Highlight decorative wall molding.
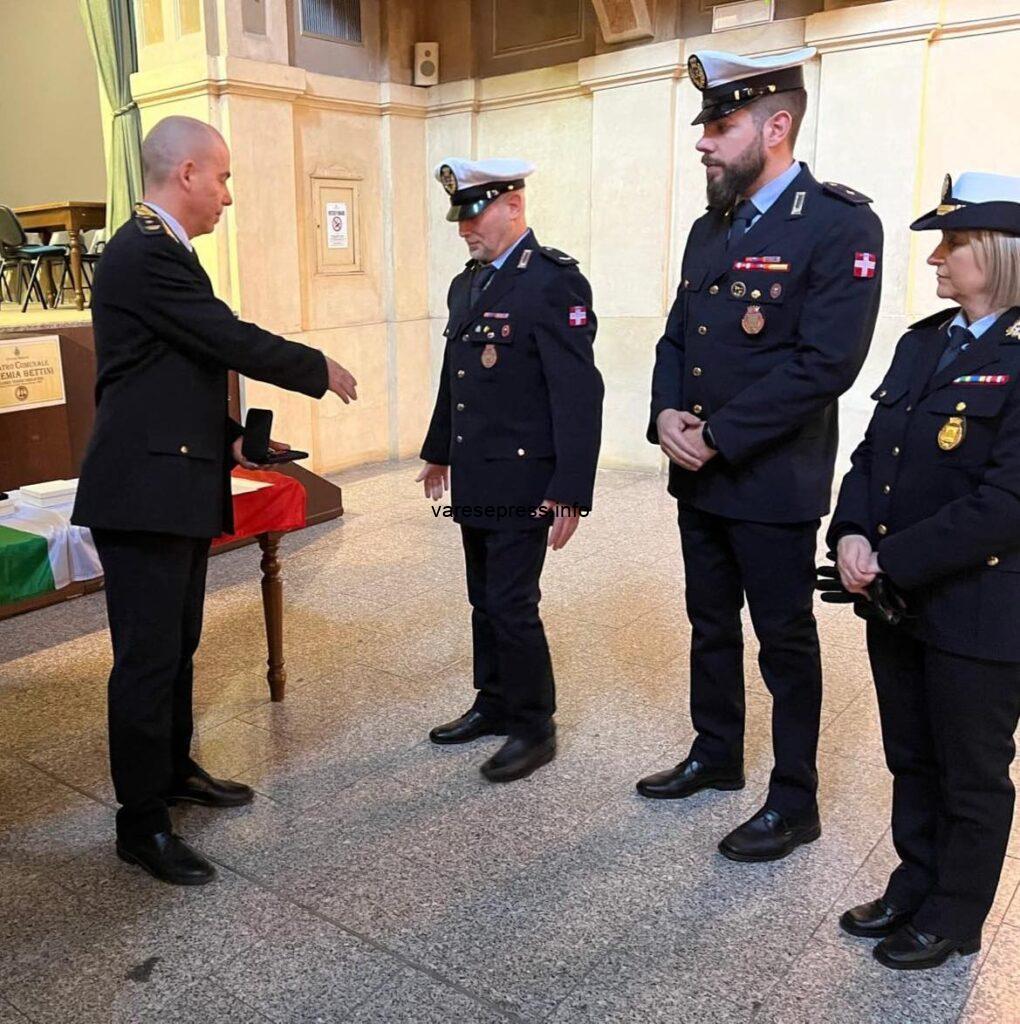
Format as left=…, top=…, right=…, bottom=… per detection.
left=131, top=57, right=429, bottom=118
left=808, top=7, right=1020, bottom=53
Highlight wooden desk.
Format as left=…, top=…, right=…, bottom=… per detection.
left=15, top=202, right=107, bottom=312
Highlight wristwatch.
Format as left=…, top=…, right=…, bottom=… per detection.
left=703, top=423, right=718, bottom=451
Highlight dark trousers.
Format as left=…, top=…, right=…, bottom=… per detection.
left=461, top=524, right=555, bottom=739
left=92, top=529, right=211, bottom=838
left=678, top=504, right=822, bottom=818
left=867, top=619, right=1020, bottom=941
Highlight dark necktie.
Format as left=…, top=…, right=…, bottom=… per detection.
left=727, top=199, right=759, bottom=249
left=469, top=263, right=496, bottom=307
left=936, top=324, right=974, bottom=374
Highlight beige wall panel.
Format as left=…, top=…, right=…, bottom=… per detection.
left=426, top=111, right=475, bottom=318
left=387, top=116, right=430, bottom=322
left=394, top=319, right=435, bottom=458
left=909, top=27, right=1020, bottom=316
left=476, top=93, right=593, bottom=262
left=669, top=69, right=709, bottom=288
left=0, top=0, right=106, bottom=208
left=594, top=317, right=664, bottom=470
left=298, top=323, right=391, bottom=472
left=589, top=78, right=676, bottom=318
left=813, top=40, right=930, bottom=469
left=227, top=96, right=303, bottom=333
left=815, top=41, right=925, bottom=321
left=294, top=105, right=385, bottom=329
left=222, top=0, right=290, bottom=63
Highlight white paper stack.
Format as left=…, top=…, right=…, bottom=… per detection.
left=0, top=493, right=16, bottom=519
left=19, top=479, right=79, bottom=508
left=231, top=477, right=271, bottom=496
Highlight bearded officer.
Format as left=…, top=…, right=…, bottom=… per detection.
left=417, top=158, right=604, bottom=783
left=639, top=48, right=884, bottom=861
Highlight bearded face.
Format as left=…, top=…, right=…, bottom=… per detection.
left=704, top=132, right=766, bottom=210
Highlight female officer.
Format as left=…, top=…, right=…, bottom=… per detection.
left=828, top=172, right=1020, bottom=970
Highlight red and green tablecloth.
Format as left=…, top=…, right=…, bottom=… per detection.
left=1, top=468, right=307, bottom=606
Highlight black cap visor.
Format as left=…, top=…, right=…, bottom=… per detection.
left=445, top=179, right=526, bottom=223
left=910, top=201, right=1020, bottom=234
left=692, top=66, right=805, bottom=126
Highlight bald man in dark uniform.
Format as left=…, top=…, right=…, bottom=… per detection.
left=73, top=117, right=358, bottom=885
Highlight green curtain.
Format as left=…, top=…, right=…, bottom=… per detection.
left=79, top=0, right=143, bottom=233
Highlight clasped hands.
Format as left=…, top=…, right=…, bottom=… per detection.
left=656, top=409, right=717, bottom=472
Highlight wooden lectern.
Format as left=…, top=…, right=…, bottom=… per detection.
left=0, top=326, right=97, bottom=493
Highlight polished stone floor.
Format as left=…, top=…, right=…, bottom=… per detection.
left=1, top=460, right=1018, bottom=1024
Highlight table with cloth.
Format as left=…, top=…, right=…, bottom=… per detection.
left=0, top=468, right=311, bottom=700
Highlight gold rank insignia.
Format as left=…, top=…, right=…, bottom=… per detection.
left=741, top=305, right=765, bottom=335
left=1006, top=318, right=1020, bottom=340
left=688, top=55, right=708, bottom=91
left=439, top=164, right=457, bottom=195
left=938, top=415, right=966, bottom=450
left=481, top=344, right=498, bottom=368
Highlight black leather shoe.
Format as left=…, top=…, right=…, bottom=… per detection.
left=116, top=832, right=216, bottom=886
left=480, top=735, right=556, bottom=783
left=429, top=709, right=505, bottom=746
left=167, top=765, right=254, bottom=808
left=718, top=806, right=821, bottom=862
left=874, top=923, right=980, bottom=970
left=839, top=898, right=913, bottom=939
left=636, top=758, right=745, bottom=800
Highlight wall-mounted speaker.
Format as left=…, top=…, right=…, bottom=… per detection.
left=414, top=42, right=439, bottom=86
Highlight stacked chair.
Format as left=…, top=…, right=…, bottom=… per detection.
left=0, top=206, right=71, bottom=312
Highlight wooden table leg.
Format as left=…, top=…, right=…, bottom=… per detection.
left=258, top=533, right=287, bottom=701
left=37, top=228, right=58, bottom=307
left=68, top=227, right=85, bottom=310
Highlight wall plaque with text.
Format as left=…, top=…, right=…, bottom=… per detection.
left=0, top=336, right=66, bottom=415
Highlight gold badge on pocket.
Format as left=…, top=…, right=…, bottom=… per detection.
left=741, top=305, right=765, bottom=335
left=481, top=344, right=498, bottom=368
left=938, top=415, right=966, bottom=450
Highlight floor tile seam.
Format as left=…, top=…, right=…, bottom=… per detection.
left=1, top=754, right=114, bottom=815
left=808, top=822, right=896, bottom=951
left=538, top=940, right=751, bottom=1023
left=949, top=919, right=1007, bottom=1024
left=0, top=989, right=37, bottom=1024
left=199, top=854, right=530, bottom=1023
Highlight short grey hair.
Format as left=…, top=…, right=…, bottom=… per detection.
left=141, top=116, right=224, bottom=187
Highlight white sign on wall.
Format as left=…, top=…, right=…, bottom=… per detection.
left=326, top=202, right=349, bottom=249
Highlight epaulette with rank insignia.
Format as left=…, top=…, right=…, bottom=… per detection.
left=821, top=181, right=873, bottom=205
left=133, top=203, right=179, bottom=242
left=909, top=308, right=957, bottom=331
left=538, top=246, right=578, bottom=266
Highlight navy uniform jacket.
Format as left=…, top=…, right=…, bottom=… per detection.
left=648, top=164, right=883, bottom=523
left=421, top=230, right=604, bottom=530
left=72, top=209, right=328, bottom=539
left=829, top=306, right=1020, bottom=662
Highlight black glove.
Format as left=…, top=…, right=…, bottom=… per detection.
left=866, top=574, right=910, bottom=627
left=815, top=565, right=911, bottom=625
left=815, top=565, right=856, bottom=604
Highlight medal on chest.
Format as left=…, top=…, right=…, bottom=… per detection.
left=481, top=344, right=498, bottom=368
left=937, top=416, right=966, bottom=451
left=741, top=304, right=765, bottom=336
